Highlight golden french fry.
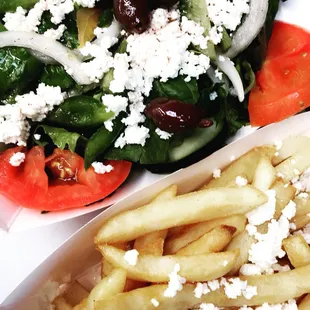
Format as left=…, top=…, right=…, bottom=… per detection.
left=293, top=214, right=310, bottom=230
left=176, top=225, right=236, bottom=256
left=226, top=231, right=255, bottom=275
left=275, top=144, right=310, bottom=183
left=98, top=244, right=239, bottom=282
left=95, top=186, right=266, bottom=244
left=96, top=265, right=310, bottom=309
left=252, top=155, right=276, bottom=191
left=54, top=297, right=73, bottom=310
left=153, top=184, right=178, bottom=202
left=272, top=179, right=296, bottom=220
left=203, top=146, right=275, bottom=189
left=283, top=235, right=310, bottom=268
left=295, top=196, right=310, bottom=217
left=272, top=136, right=310, bottom=165
left=62, top=281, right=89, bottom=307
left=299, top=293, right=310, bottom=310
left=84, top=268, right=127, bottom=310
left=133, top=185, right=177, bottom=256
left=164, top=214, right=246, bottom=255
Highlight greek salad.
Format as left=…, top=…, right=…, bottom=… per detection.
left=0, top=0, right=280, bottom=210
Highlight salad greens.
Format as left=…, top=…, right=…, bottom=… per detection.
left=0, top=0, right=280, bottom=173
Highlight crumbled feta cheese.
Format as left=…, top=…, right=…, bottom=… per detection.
left=272, top=263, right=290, bottom=273
left=246, top=224, right=257, bottom=236
left=102, top=94, right=128, bottom=118
left=200, top=303, right=220, bottom=310
left=151, top=298, right=159, bottom=307
left=206, top=0, right=250, bottom=31
left=124, top=249, right=139, bottom=266
left=207, top=280, right=220, bottom=291
left=219, top=55, right=226, bottom=62
left=9, top=152, right=26, bottom=167
left=209, top=91, right=218, bottom=101
left=0, top=105, right=30, bottom=146
left=214, top=69, right=223, bottom=80
left=239, top=306, right=254, bottom=310
left=256, top=299, right=297, bottom=310
left=48, top=0, right=75, bottom=24
left=91, top=162, right=114, bottom=174
left=294, top=224, right=310, bottom=244
left=104, top=120, right=114, bottom=132
left=208, top=26, right=223, bottom=45
left=292, top=168, right=310, bottom=192
left=155, top=128, right=172, bottom=140
left=164, top=264, right=186, bottom=298
left=274, top=140, right=283, bottom=150
left=34, top=134, right=41, bottom=140
left=289, top=223, right=296, bottom=231
left=274, top=152, right=279, bottom=157
left=194, top=282, right=210, bottom=298
left=16, top=83, right=65, bottom=122
left=74, top=0, right=98, bottom=8
left=235, top=176, right=248, bottom=186
left=246, top=190, right=276, bottom=226
left=297, top=192, right=309, bottom=199
left=115, top=125, right=150, bottom=148
left=240, top=264, right=261, bottom=276
left=213, top=169, right=221, bottom=179
left=281, top=200, right=296, bottom=220
left=44, top=24, right=66, bottom=40
left=222, top=278, right=257, bottom=300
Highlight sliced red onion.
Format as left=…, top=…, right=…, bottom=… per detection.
left=216, top=55, right=244, bottom=102
left=224, top=0, right=269, bottom=59
left=0, top=31, right=92, bottom=85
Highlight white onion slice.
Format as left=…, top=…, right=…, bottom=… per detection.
left=216, top=55, right=245, bottom=102
left=224, top=0, right=269, bottom=59
left=0, top=31, right=92, bottom=85
left=28, top=50, right=57, bottom=64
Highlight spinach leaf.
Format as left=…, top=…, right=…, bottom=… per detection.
left=47, top=95, right=113, bottom=128
left=150, top=76, right=199, bottom=105
left=34, top=125, right=81, bottom=152
left=0, top=47, right=43, bottom=98
left=38, top=12, right=79, bottom=49
left=0, top=0, right=38, bottom=12
left=105, top=144, right=143, bottom=162
left=0, top=23, right=6, bottom=32
left=84, top=117, right=124, bottom=168
left=40, top=65, right=75, bottom=90
left=98, top=8, right=114, bottom=28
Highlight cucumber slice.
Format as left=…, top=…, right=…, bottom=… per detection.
left=179, top=0, right=216, bottom=60
left=168, top=119, right=223, bottom=162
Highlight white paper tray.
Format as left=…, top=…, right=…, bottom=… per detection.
left=2, top=111, right=310, bottom=309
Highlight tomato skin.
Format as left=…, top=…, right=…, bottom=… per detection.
left=0, top=147, right=132, bottom=211
left=249, top=21, right=310, bottom=126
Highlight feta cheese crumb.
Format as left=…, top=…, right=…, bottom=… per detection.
left=151, top=298, right=159, bottom=307
left=219, top=55, right=226, bottom=62
left=209, top=91, right=218, bottom=101
left=297, top=192, right=309, bottom=199
left=9, top=152, right=25, bottom=167
left=240, top=264, right=261, bottom=276
left=207, top=280, right=220, bottom=291
left=124, top=249, right=139, bottom=266
left=34, top=134, right=41, bottom=140
left=213, top=169, right=221, bottom=179
left=155, top=128, right=172, bottom=140
left=194, top=282, right=210, bottom=298
left=222, top=278, right=257, bottom=300
left=215, top=69, right=223, bottom=80
left=294, top=224, right=310, bottom=244
left=281, top=200, right=296, bottom=220
left=292, top=168, right=310, bottom=192
left=246, top=224, right=257, bottom=236
left=200, top=303, right=220, bottom=310
left=102, top=94, right=128, bottom=118
left=74, top=0, right=98, bottom=8
left=256, top=299, right=297, bottom=310
left=246, top=190, right=276, bottom=226
left=274, top=140, right=283, bottom=150
left=235, top=176, right=248, bottom=186
left=43, top=24, right=66, bottom=40
left=91, top=162, right=114, bottom=174
left=164, top=264, right=186, bottom=298
left=115, top=125, right=150, bottom=148
left=272, top=263, right=290, bottom=273
left=274, top=152, right=279, bottom=157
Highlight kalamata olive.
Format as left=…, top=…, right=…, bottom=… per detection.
left=145, top=97, right=207, bottom=133
left=113, top=0, right=150, bottom=34
left=150, top=0, right=179, bottom=9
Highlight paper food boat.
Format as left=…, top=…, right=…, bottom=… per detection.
left=2, top=111, right=310, bottom=309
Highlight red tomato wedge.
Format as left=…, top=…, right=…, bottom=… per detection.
left=249, top=21, right=310, bottom=126
left=0, top=146, right=132, bottom=211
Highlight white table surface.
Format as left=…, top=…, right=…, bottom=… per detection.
left=0, top=0, right=305, bottom=306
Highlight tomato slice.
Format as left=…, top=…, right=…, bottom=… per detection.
left=249, top=22, right=310, bottom=126
left=0, top=147, right=132, bottom=211
left=267, top=22, right=310, bottom=60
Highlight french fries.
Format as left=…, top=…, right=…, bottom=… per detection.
left=283, top=235, right=310, bottom=268
left=99, top=244, right=239, bottom=282
left=299, top=293, right=310, bottom=310
left=176, top=225, right=236, bottom=256
left=53, top=136, right=310, bottom=309
left=95, top=265, right=310, bottom=309
left=95, top=187, right=267, bottom=244
left=203, top=146, right=275, bottom=189
left=164, top=214, right=246, bottom=255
